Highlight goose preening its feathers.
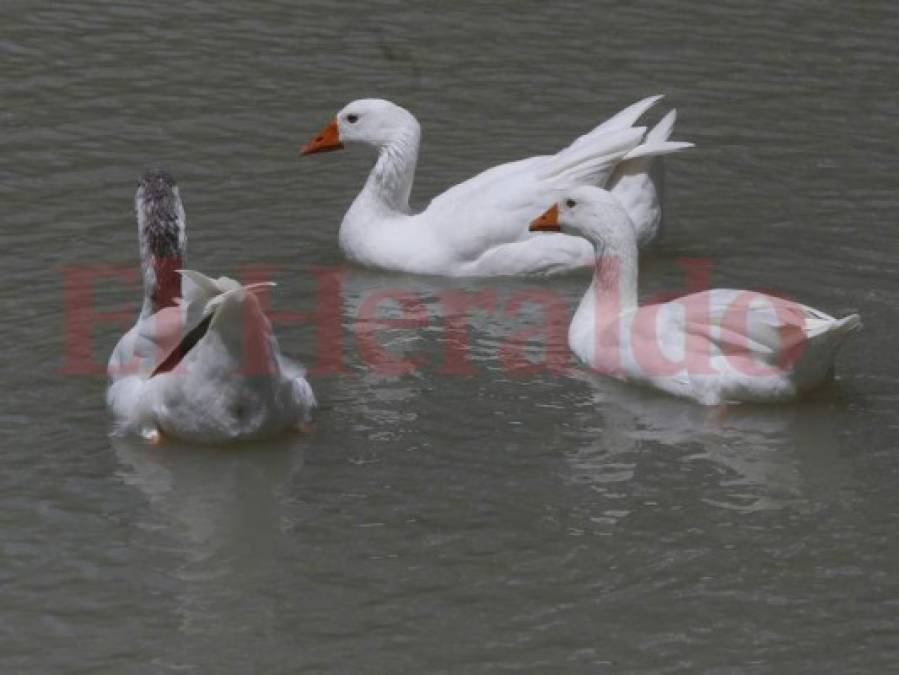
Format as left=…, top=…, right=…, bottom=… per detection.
left=107, top=170, right=315, bottom=444
left=301, top=96, right=692, bottom=277
left=529, top=186, right=861, bottom=405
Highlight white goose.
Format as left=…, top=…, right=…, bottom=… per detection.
left=301, top=96, right=692, bottom=276
left=107, top=170, right=315, bottom=444
left=529, top=186, right=861, bottom=405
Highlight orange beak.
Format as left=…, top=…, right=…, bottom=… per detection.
left=301, top=118, right=343, bottom=155
left=529, top=204, right=560, bottom=232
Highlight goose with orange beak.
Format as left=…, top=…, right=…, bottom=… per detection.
left=299, top=96, right=692, bottom=276
left=301, top=118, right=343, bottom=154
left=529, top=204, right=561, bottom=233
left=530, top=186, right=861, bottom=405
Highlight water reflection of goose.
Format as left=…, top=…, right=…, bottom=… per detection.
left=332, top=268, right=586, bottom=451
left=338, top=267, right=586, bottom=373
left=562, top=371, right=854, bottom=518
left=112, top=435, right=306, bottom=636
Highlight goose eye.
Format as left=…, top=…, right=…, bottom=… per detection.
left=565, top=199, right=577, bottom=208
left=346, top=114, right=359, bottom=124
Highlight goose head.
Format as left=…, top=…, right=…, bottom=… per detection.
left=135, top=169, right=186, bottom=314
left=529, top=186, right=637, bottom=251
left=301, top=98, right=420, bottom=154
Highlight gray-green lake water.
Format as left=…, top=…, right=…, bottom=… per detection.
left=2, top=1, right=897, bottom=672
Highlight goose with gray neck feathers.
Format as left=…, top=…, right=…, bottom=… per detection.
left=107, top=170, right=315, bottom=444
left=301, top=96, right=692, bottom=277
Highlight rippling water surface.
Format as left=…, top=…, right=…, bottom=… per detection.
left=2, top=1, right=898, bottom=672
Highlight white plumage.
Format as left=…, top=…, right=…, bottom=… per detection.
left=301, top=96, right=692, bottom=276
left=530, top=186, right=861, bottom=405
left=107, top=171, right=315, bottom=443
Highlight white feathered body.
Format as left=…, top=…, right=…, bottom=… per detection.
left=108, top=273, right=315, bottom=443
left=336, top=96, right=692, bottom=277
left=570, top=286, right=861, bottom=405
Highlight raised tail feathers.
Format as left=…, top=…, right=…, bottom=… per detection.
left=621, top=139, right=694, bottom=162
left=607, top=108, right=692, bottom=246
left=547, top=99, right=691, bottom=188
left=539, top=126, right=646, bottom=186
left=571, top=95, right=665, bottom=149
left=646, top=108, right=677, bottom=143
left=176, top=268, right=275, bottom=309
left=621, top=109, right=693, bottom=162
left=539, top=97, right=691, bottom=245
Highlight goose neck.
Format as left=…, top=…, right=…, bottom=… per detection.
left=360, top=126, right=420, bottom=213
left=576, top=236, right=640, bottom=331
left=138, top=216, right=185, bottom=318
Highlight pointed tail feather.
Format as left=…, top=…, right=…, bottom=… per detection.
left=833, top=313, right=862, bottom=335
left=177, top=268, right=276, bottom=305
left=646, top=108, right=677, bottom=143
left=621, top=109, right=693, bottom=162
left=572, top=95, right=665, bottom=148
left=540, top=126, right=646, bottom=186
left=548, top=101, right=690, bottom=188
left=622, top=140, right=694, bottom=162
left=607, top=110, right=692, bottom=245
left=177, top=268, right=223, bottom=303
left=805, top=313, right=862, bottom=338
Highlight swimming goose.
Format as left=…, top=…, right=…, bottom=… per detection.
left=301, top=96, right=692, bottom=276
left=107, top=170, right=315, bottom=443
left=529, top=186, right=861, bottom=405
